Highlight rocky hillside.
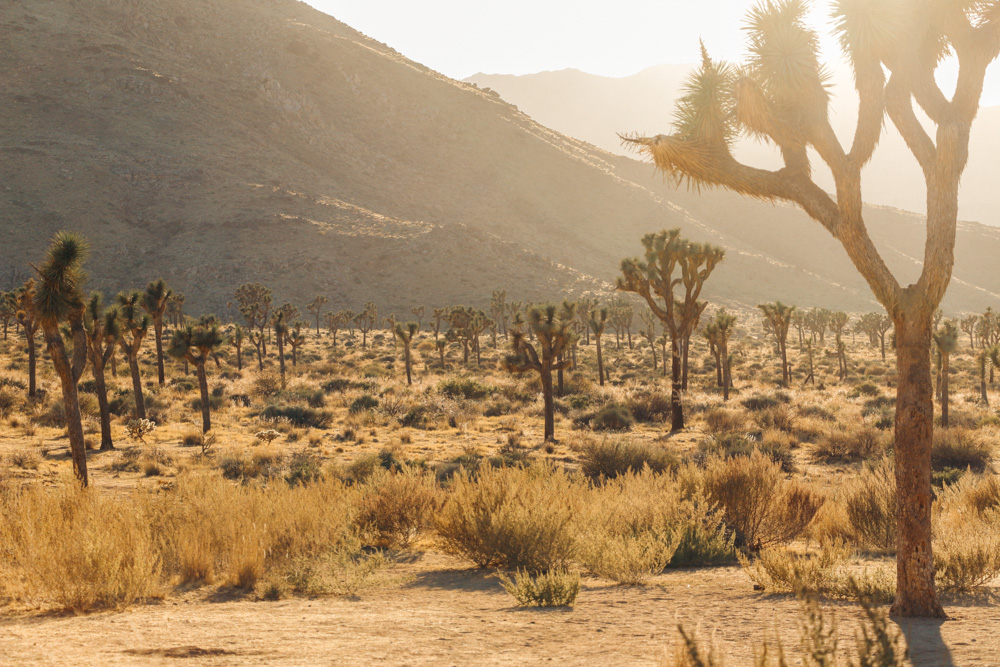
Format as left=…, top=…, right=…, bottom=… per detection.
left=3, top=0, right=1000, bottom=316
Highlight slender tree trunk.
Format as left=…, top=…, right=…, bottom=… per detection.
left=235, top=343, right=242, bottom=372
left=43, top=325, right=87, bottom=485
left=404, top=347, right=412, bottom=385
left=980, top=354, right=989, bottom=406
left=26, top=330, right=37, bottom=398
left=557, top=353, right=564, bottom=396
left=670, top=338, right=683, bottom=431
left=154, top=318, right=165, bottom=386
left=713, top=349, right=723, bottom=388
left=129, top=353, right=146, bottom=419
left=110, top=347, right=118, bottom=378
left=596, top=334, right=604, bottom=387
left=196, top=360, right=211, bottom=433
left=277, top=338, right=286, bottom=387
left=891, top=312, right=945, bottom=618
left=780, top=340, right=789, bottom=385
left=541, top=366, right=554, bottom=441
left=94, top=363, right=114, bottom=450
left=721, top=340, right=731, bottom=402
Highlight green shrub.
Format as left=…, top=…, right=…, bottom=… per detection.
left=499, top=569, right=580, bottom=607
left=932, top=428, right=993, bottom=473
left=579, top=438, right=679, bottom=480
left=812, top=426, right=887, bottom=463
left=349, top=394, right=380, bottom=414
left=850, top=381, right=882, bottom=398
left=438, top=377, right=493, bottom=400
left=259, top=405, right=331, bottom=429
left=626, top=391, right=671, bottom=423
left=591, top=402, right=634, bottom=432
left=286, top=451, right=324, bottom=487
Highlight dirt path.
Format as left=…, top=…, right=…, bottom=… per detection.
left=1, top=554, right=996, bottom=665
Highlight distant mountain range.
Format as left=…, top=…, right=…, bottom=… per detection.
left=2, top=0, right=999, bottom=317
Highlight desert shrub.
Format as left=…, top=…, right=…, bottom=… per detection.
left=400, top=405, right=431, bottom=429
left=0, top=386, right=21, bottom=417
left=934, top=510, right=1000, bottom=590
left=438, top=377, right=493, bottom=400
left=626, top=391, right=672, bottom=423
left=704, top=451, right=823, bottom=551
left=796, top=403, right=837, bottom=422
left=345, top=454, right=381, bottom=483
left=702, top=407, right=748, bottom=435
left=932, top=428, right=993, bottom=473
left=669, top=501, right=737, bottom=567
left=741, top=393, right=788, bottom=412
left=591, top=402, right=634, bottom=432
left=0, top=376, right=27, bottom=390
left=490, top=438, right=533, bottom=469
left=861, top=395, right=895, bottom=416
left=259, top=405, right=331, bottom=429
left=483, top=398, right=513, bottom=417
left=579, top=438, right=679, bottom=481
left=286, top=451, right=324, bottom=487
left=850, top=381, right=882, bottom=398
left=110, top=447, right=143, bottom=472
left=435, top=447, right=484, bottom=482
left=567, top=394, right=591, bottom=410
left=739, top=542, right=851, bottom=595
left=219, top=449, right=285, bottom=482
left=8, top=449, right=41, bottom=470
left=355, top=469, right=440, bottom=549
left=938, top=472, right=1000, bottom=515
left=181, top=431, right=205, bottom=448
left=812, top=426, right=887, bottom=462
left=435, top=464, right=580, bottom=570
left=841, top=459, right=897, bottom=552
left=499, top=569, right=580, bottom=607
left=753, top=405, right=795, bottom=432
left=252, top=372, right=282, bottom=398
left=348, top=394, right=380, bottom=414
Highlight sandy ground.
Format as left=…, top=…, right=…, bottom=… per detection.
left=1, top=553, right=996, bottom=666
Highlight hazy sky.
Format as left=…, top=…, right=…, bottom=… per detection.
left=305, top=1, right=1000, bottom=105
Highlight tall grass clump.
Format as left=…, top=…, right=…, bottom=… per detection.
left=841, top=459, right=897, bottom=552
left=355, top=468, right=440, bottom=549
left=579, top=437, right=679, bottom=481
left=435, top=464, right=580, bottom=571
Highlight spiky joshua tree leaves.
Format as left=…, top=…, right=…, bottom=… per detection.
left=32, top=232, right=90, bottom=485
left=618, top=229, right=724, bottom=431
left=503, top=303, right=575, bottom=442
left=619, top=0, right=1000, bottom=616
left=169, top=321, right=226, bottom=433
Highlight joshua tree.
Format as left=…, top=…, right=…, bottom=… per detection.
left=286, top=321, right=306, bottom=366
left=432, top=307, right=448, bottom=341
left=83, top=294, right=121, bottom=451
left=576, top=297, right=597, bottom=345
left=142, top=279, right=172, bottom=386
left=272, top=310, right=289, bottom=387
left=504, top=303, right=575, bottom=441
left=411, top=305, right=425, bottom=331
left=588, top=307, right=609, bottom=386
left=978, top=349, right=991, bottom=406
left=435, top=337, right=448, bottom=368
left=325, top=310, right=354, bottom=347
left=858, top=312, right=894, bottom=361
left=640, top=308, right=659, bottom=371
left=758, top=302, right=795, bottom=386
left=275, top=303, right=300, bottom=329
left=0, top=291, right=14, bottom=340
left=307, top=295, right=329, bottom=336
left=618, top=229, right=725, bottom=431
left=829, top=312, right=850, bottom=381
left=621, top=0, right=1000, bottom=615
left=355, top=301, right=378, bottom=347
left=681, top=301, right=708, bottom=390
left=169, top=322, right=226, bottom=433
left=166, top=292, right=185, bottom=329
left=231, top=324, right=244, bottom=371
left=116, top=290, right=151, bottom=420
left=234, top=282, right=272, bottom=356
left=490, top=291, right=509, bottom=339
left=14, top=284, right=40, bottom=398
left=705, top=309, right=737, bottom=400
left=394, top=321, right=419, bottom=385
left=933, top=321, right=959, bottom=428
left=31, top=233, right=90, bottom=484
left=960, top=314, right=979, bottom=349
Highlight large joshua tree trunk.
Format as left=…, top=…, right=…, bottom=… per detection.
left=42, top=325, right=88, bottom=485
left=893, top=310, right=943, bottom=617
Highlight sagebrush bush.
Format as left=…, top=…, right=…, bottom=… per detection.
left=932, top=428, right=993, bottom=473
left=438, top=377, right=493, bottom=400
left=841, top=459, right=897, bottom=552
left=591, top=402, right=634, bottom=431
left=499, top=569, right=580, bottom=607
left=626, top=391, right=671, bottom=423
left=701, top=407, right=748, bottom=435
left=356, top=469, right=439, bottom=549
left=704, top=450, right=823, bottom=551
left=579, top=438, right=678, bottom=481
left=435, top=464, right=580, bottom=571
left=811, top=425, right=887, bottom=463
left=739, top=542, right=850, bottom=595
